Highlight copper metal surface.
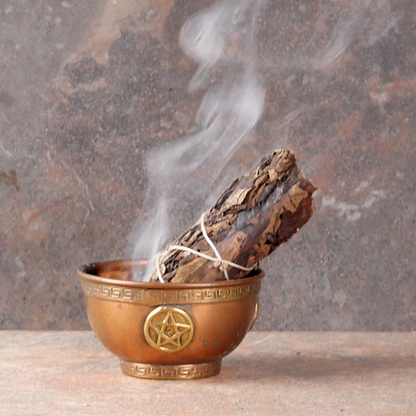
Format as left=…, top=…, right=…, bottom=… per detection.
left=78, top=260, right=263, bottom=379
left=120, top=360, right=222, bottom=380
left=249, top=297, right=260, bottom=331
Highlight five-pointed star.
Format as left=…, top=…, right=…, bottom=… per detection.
left=149, top=310, right=191, bottom=349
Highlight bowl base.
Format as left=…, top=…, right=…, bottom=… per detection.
left=120, top=359, right=222, bottom=380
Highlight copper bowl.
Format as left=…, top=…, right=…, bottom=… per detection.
left=78, top=260, right=263, bottom=380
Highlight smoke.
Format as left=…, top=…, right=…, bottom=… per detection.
left=129, top=0, right=402, bottom=281
left=265, top=0, right=402, bottom=72
left=130, top=0, right=266, bottom=280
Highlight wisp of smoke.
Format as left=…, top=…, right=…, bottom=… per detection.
left=130, top=0, right=401, bottom=281
left=130, top=0, right=266, bottom=281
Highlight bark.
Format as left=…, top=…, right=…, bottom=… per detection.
left=148, top=149, right=317, bottom=283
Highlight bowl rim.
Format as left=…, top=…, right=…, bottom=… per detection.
left=77, top=259, right=264, bottom=289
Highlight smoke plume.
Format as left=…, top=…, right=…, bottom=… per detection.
left=130, top=0, right=266, bottom=281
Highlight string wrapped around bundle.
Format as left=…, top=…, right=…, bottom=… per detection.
left=148, top=149, right=317, bottom=284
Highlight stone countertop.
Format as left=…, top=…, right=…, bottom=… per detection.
left=1, top=332, right=415, bottom=416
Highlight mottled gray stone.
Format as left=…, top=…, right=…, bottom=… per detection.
left=0, top=0, right=415, bottom=330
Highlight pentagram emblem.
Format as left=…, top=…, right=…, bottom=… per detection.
left=144, top=306, right=194, bottom=352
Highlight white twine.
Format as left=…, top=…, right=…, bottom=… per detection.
left=156, top=212, right=254, bottom=283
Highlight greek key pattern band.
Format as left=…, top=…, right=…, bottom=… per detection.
left=81, top=279, right=260, bottom=305
left=120, top=360, right=222, bottom=380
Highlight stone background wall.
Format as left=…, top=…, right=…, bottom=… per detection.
left=1, top=0, right=415, bottom=330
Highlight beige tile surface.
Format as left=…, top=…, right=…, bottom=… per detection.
left=1, top=331, right=416, bottom=415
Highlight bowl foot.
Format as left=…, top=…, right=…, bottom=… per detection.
left=120, top=359, right=222, bottom=380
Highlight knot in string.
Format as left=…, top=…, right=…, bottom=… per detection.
left=156, top=212, right=254, bottom=283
